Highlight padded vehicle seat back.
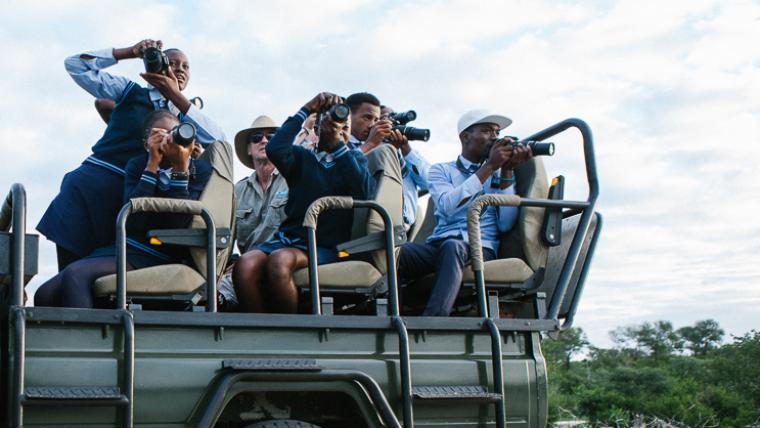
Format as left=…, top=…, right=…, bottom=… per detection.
left=538, top=211, right=601, bottom=318
left=412, top=199, right=436, bottom=245
left=497, top=157, right=550, bottom=271
left=189, top=140, right=236, bottom=278
left=293, top=145, right=404, bottom=291
left=93, top=140, right=235, bottom=300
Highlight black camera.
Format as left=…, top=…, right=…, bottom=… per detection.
left=499, top=137, right=555, bottom=156
left=170, top=123, right=196, bottom=147
left=388, top=110, right=417, bottom=125
left=142, top=47, right=169, bottom=74
left=388, top=110, right=430, bottom=142
left=325, top=103, right=350, bottom=122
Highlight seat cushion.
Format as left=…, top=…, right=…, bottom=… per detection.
left=462, top=258, right=534, bottom=284
left=92, top=264, right=206, bottom=297
left=294, top=261, right=381, bottom=289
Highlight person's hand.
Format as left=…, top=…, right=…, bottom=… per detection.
left=501, top=142, right=532, bottom=170
left=145, top=128, right=169, bottom=172
left=162, top=134, right=194, bottom=172
left=365, top=119, right=393, bottom=147
left=303, top=112, right=317, bottom=131
left=113, top=39, right=162, bottom=61
left=484, top=139, right=513, bottom=171
left=141, top=66, right=181, bottom=100
left=386, top=128, right=410, bottom=153
left=130, top=39, right=162, bottom=58
left=303, top=92, right=343, bottom=114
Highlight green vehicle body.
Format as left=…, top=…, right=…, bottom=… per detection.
left=1, top=118, right=601, bottom=428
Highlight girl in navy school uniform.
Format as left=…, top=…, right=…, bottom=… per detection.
left=34, top=109, right=212, bottom=309
left=36, top=39, right=225, bottom=271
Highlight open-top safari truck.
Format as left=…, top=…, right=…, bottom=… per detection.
left=0, top=118, right=601, bottom=427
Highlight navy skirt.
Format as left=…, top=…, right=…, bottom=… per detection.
left=87, top=245, right=169, bottom=270
left=37, top=163, right=125, bottom=258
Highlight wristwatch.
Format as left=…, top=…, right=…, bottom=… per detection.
left=170, top=171, right=189, bottom=180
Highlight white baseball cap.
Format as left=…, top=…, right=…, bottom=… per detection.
left=457, top=109, right=512, bottom=135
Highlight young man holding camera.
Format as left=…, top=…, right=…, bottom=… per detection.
left=37, top=39, right=225, bottom=271
left=345, top=93, right=431, bottom=230
left=233, top=92, right=374, bottom=314
left=397, top=110, right=532, bottom=316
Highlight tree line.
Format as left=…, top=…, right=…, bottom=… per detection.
left=543, top=320, right=760, bottom=427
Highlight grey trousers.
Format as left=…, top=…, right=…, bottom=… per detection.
left=398, top=239, right=496, bottom=316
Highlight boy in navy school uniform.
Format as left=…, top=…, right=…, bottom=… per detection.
left=233, top=92, right=374, bottom=314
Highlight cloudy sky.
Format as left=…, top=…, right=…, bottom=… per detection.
left=1, top=0, right=758, bottom=346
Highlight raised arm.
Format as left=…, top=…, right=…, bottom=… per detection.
left=65, top=39, right=161, bottom=101
left=265, top=107, right=308, bottom=178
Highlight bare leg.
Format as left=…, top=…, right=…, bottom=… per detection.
left=233, top=250, right=269, bottom=312
left=266, top=248, right=309, bottom=314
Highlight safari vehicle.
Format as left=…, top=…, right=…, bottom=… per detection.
left=0, top=119, right=601, bottom=428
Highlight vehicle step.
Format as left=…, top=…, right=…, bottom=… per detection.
left=412, top=385, right=502, bottom=401
left=25, top=386, right=122, bottom=400
left=222, top=359, right=323, bottom=371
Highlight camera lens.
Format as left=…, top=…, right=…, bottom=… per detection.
left=395, top=125, right=430, bottom=142
left=171, top=123, right=196, bottom=146
left=328, top=104, right=350, bottom=122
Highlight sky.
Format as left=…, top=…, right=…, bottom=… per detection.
left=1, top=0, right=758, bottom=347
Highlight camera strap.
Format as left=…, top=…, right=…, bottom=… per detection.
left=456, top=157, right=501, bottom=189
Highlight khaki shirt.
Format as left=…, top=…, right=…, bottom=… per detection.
left=234, top=170, right=289, bottom=253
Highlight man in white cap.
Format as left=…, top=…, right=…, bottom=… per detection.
left=217, top=116, right=289, bottom=310
left=397, top=109, right=532, bottom=316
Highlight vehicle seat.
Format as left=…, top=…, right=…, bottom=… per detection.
left=462, top=157, right=550, bottom=289
left=92, top=140, right=236, bottom=306
left=404, top=158, right=550, bottom=307
left=292, top=144, right=405, bottom=297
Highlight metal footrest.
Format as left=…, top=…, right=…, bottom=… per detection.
left=412, top=385, right=502, bottom=401
left=222, top=359, right=323, bottom=371
left=25, top=386, right=122, bottom=400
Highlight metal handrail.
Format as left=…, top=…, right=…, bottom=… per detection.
left=303, top=197, right=413, bottom=427
left=560, top=212, right=603, bottom=330
left=522, top=118, right=599, bottom=319
left=468, top=118, right=599, bottom=322
left=114, top=199, right=217, bottom=312
left=2, top=183, right=27, bottom=307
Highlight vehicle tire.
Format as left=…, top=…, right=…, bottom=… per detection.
left=246, top=420, right=322, bottom=428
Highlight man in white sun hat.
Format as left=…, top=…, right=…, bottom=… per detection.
left=397, top=109, right=533, bottom=316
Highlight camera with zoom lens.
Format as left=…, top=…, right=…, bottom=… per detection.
left=323, top=103, right=350, bottom=122
left=498, top=136, right=555, bottom=157
left=143, top=47, right=169, bottom=74
left=388, top=110, right=417, bottom=125
left=387, top=110, right=431, bottom=142
left=170, top=123, right=196, bottom=147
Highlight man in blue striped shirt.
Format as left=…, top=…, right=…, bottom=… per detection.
left=397, top=110, right=533, bottom=316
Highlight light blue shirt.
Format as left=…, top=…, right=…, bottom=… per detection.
left=64, top=48, right=226, bottom=145
left=427, top=155, right=518, bottom=252
left=402, top=149, right=430, bottom=226
left=348, top=136, right=430, bottom=227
